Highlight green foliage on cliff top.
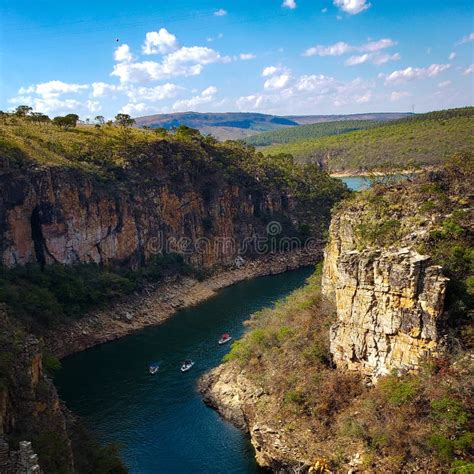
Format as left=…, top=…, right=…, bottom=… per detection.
left=244, top=119, right=385, bottom=147
left=260, top=107, right=474, bottom=172
left=223, top=265, right=473, bottom=472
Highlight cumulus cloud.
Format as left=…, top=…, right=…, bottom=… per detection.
left=126, top=83, right=182, bottom=102
left=119, top=102, right=154, bottom=116
left=112, top=45, right=228, bottom=83
left=390, top=91, right=410, bottom=102
left=264, top=73, right=291, bottom=90
left=214, top=8, right=227, bottom=16
left=261, top=65, right=280, bottom=76
left=142, top=28, right=179, bottom=55
left=333, top=0, right=371, bottom=15
left=172, top=86, right=217, bottom=111
left=22, top=80, right=89, bottom=99
left=304, top=38, right=396, bottom=57
left=282, top=0, right=297, bottom=9
left=114, top=44, right=133, bottom=62
left=295, top=74, right=336, bottom=93
left=384, top=63, right=451, bottom=83
left=91, top=82, right=120, bottom=97
left=457, top=32, right=474, bottom=45
left=448, top=52, right=456, bottom=61
left=463, top=64, right=474, bottom=75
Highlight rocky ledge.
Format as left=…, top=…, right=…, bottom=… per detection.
left=199, top=364, right=329, bottom=474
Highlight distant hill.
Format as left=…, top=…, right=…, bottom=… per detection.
left=134, top=111, right=412, bottom=141
left=244, top=120, right=386, bottom=147
left=261, top=107, right=474, bottom=173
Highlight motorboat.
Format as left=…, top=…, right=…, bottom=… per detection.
left=218, top=333, right=232, bottom=345
left=180, top=360, right=195, bottom=372
left=149, top=364, right=160, bottom=375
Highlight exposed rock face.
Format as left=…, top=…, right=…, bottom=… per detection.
left=322, top=210, right=449, bottom=377
left=200, top=365, right=315, bottom=473
left=0, top=308, right=74, bottom=472
left=0, top=142, right=310, bottom=268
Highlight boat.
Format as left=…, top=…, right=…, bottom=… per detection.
left=149, top=364, right=160, bottom=375
left=180, top=360, right=195, bottom=372
left=218, top=333, right=232, bottom=345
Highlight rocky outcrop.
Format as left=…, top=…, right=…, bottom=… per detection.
left=322, top=209, right=448, bottom=377
left=200, top=365, right=323, bottom=473
left=0, top=308, right=73, bottom=473
left=0, top=141, right=311, bottom=269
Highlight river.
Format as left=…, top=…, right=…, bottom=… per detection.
left=55, top=266, right=314, bottom=473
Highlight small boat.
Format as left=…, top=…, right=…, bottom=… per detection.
left=218, top=333, right=232, bottom=345
left=180, top=360, right=195, bottom=372
left=149, top=364, right=160, bottom=375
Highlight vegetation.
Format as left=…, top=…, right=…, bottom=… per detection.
left=222, top=155, right=473, bottom=471
left=0, top=254, right=191, bottom=332
left=261, top=107, right=474, bottom=172
left=244, top=119, right=385, bottom=147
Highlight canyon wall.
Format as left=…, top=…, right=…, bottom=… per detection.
left=322, top=208, right=448, bottom=377
left=0, top=141, right=310, bottom=269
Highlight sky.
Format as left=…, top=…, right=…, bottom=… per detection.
left=1, top=0, right=473, bottom=119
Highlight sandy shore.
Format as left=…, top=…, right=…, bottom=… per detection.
left=46, top=250, right=320, bottom=359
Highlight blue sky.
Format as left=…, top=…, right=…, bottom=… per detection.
left=1, top=0, right=473, bottom=118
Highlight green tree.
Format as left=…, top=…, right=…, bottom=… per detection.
left=15, top=105, right=33, bottom=117
left=175, top=125, right=201, bottom=141
left=52, top=114, right=79, bottom=130
left=95, top=115, right=105, bottom=125
left=115, top=113, right=135, bottom=127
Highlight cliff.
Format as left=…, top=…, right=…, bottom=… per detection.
left=0, top=307, right=73, bottom=473
left=201, top=155, right=473, bottom=473
left=322, top=213, right=449, bottom=377
left=0, top=136, right=344, bottom=269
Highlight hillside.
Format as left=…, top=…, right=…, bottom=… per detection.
left=134, top=112, right=411, bottom=141
left=262, top=107, right=474, bottom=172
left=244, top=119, right=385, bottom=147
left=202, top=153, right=474, bottom=472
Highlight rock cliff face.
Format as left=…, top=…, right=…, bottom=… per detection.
left=322, top=208, right=448, bottom=377
left=0, top=308, right=73, bottom=472
left=0, top=141, right=307, bottom=269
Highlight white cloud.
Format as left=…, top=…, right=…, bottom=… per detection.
left=384, top=63, right=451, bottom=84
left=86, top=100, right=101, bottom=112
left=449, top=52, right=456, bottom=61
left=295, top=74, right=336, bottom=93
left=333, top=0, right=370, bottom=15
left=114, top=44, right=133, bottom=62
left=390, top=91, right=410, bottom=102
left=282, top=0, right=296, bottom=9
left=172, top=86, right=217, bottom=111
left=321, top=7, right=328, bottom=13
left=112, top=45, right=227, bottom=83
left=119, top=102, right=154, bottom=116
left=304, top=41, right=351, bottom=57
left=457, top=32, right=474, bottom=45
left=142, top=28, right=179, bottom=55
left=31, top=80, right=89, bottom=99
left=214, top=8, right=227, bottom=16
left=345, top=52, right=400, bottom=66
left=262, top=66, right=279, bottom=76
left=304, top=38, right=396, bottom=57
left=91, top=82, right=120, bottom=97
left=354, top=91, right=372, bottom=103
left=126, top=83, right=182, bottom=102
left=33, top=98, right=83, bottom=115
left=463, top=64, right=474, bottom=75
left=264, top=73, right=291, bottom=90
left=239, top=53, right=256, bottom=60
left=438, top=80, right=452, bottom=88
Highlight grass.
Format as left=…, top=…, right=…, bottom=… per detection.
left=261, top=107, right=474, bottom=172
left=244, top=119, right=385, bottom=147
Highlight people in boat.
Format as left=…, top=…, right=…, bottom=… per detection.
left=218, top=333, right=232, bottom=344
